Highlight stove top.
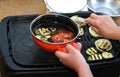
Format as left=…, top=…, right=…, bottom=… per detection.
left=0, top=12, right=120, bottom=71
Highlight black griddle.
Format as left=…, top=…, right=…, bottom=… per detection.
left=0, top=12, right=120, bottom=77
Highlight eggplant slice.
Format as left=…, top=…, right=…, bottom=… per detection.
left=89, top=27, right=102, bottom=38
left=70, top=15, right=86, bottom=27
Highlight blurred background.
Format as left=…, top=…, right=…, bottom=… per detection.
left=0, top=0, right=120, bottom=26
left=0, top=0, right=47, bottom=20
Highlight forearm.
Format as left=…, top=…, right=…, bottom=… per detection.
left=77, top=62, right=93, bottom=77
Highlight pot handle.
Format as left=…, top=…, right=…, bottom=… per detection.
left=57, top=42, right=74, bottom=53
left=57, top=47, right=68, bottom=53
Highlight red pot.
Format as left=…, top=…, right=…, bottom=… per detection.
left=30, top=14, right=79, bottom=52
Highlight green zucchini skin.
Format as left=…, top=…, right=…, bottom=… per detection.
left=87, top=52, right=114, bottom=61
left=95, top=39, right=112, bottom=52
left=88, top=54, right=103, bottom=61
left=102, top=52, right=114, bottom=59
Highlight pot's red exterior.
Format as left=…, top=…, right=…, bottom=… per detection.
left=32, top=36, right=75, bottom=52
left=30, top=14, right=79, bottom=52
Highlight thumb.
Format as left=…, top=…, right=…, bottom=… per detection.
left=55, top=51, right=67, bottom=59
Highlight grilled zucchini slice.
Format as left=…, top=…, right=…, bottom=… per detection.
left=88, top=54, right=103, bottom=61
left=95, top=39, right=112, bottom=52
left=102, top=52, right=114, bottom=59
left=86, top=47, right=98, bottom=55
left=89, top=27, right=102, bottom=38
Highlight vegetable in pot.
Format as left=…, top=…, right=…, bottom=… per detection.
left=51, top=29, right=73, bottom=43
left=35, top=27, right=74, bottom=43
left=35, top=27, right=56, bottom=42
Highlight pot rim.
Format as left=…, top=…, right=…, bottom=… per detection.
left=30, top=13, right=79, bottom=45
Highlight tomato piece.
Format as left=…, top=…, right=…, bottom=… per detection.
left=51, top=29, right=73, bottom=43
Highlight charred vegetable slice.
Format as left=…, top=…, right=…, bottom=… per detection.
left=86, top=47, right=98, bottom=55
left=88, top=54, right=103, bottom=61
left=102, top=52, right=114, bottom=59
left=95, top=39, right=112, bottom=52
left=77, top=28, right=84, bottom=39
left=89, top=27, right=102, bottom=38
left=78, top=28, right=84, bottom=36
left=70, top=15, right=86, bottom=27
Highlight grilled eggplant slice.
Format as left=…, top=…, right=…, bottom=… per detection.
left=88, top=54, right=103, bottom=61
left=86, top=47, right=98, bottom=55
left=70, top=15, right=86, bottom=27
left=78, top=28, right=84, bottom=36
left=95, top=39, right=112, bottom=52
left=89, top=27, right=102, bottom=37
left=102, top=52, right=114, bottom=59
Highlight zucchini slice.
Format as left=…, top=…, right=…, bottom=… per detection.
left=88, top=54, right=103, bottom=61
left=95, top=39, right=112, bottom=52
left=86, top=47, right=98, bottom=55
left=102, top=52, right=114, bottom=59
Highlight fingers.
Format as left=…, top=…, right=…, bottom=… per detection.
left=90, top=13, right=98, bottom=19
left=85, top=13, right=98, bottom=28
left=85, top=18, right=96, bottom=27
left=66, top=44, right=76, bottom=53
left=55, top=50, right=67, bottom=59
left=55, top=42, right=82, bottom=59
left=74, top=42, right=82, bottom=51
left=66, top=42, right=82, bottom=53
left=91, top=26, right=99, bottom=34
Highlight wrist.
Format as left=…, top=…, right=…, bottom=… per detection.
left=77, top=63, right=93, bottom=77
left=113, top=27, right=120, bottom=40
left=77, top=62, right=88, bottom=73
left=107, top=26, right=120, bottom=40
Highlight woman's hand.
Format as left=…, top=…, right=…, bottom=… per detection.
left=85, top=13, right=120, bottom=40
left=55, top=42, right=93, bottom=77
left=55, top=43, right=85, bottom=72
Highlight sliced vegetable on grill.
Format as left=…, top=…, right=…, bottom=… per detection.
left=78, top=28, right=84, bottom=36
left=88, top=54, right=103, bottom=61
left=70, top=15, right=86, bottom=27
left=77, top=28, right=84, bottom=39
left=102, top=52, right=114, bottom=59
left=89, top=27, right=102, bottom=38
left=95, top=39, right=112, bottom=52
left=86, top=47, right=98, bottom=55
